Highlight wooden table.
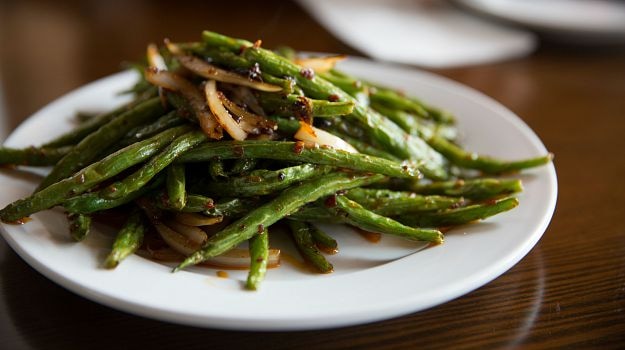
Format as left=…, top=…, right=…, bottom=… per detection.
left=1, top=1, right=624, bottom=348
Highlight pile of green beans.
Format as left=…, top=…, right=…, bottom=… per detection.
left=0, top=30, right=552, bottom=291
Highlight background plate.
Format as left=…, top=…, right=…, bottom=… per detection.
left=0, top=57, right=557, bottom=330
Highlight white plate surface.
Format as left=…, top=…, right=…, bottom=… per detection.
left=0, top=58, right=557, bottom=330
left=457, top=0, right=625, bottom=43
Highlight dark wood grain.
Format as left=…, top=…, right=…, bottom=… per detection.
left=1, top=1, right=624, bottom=349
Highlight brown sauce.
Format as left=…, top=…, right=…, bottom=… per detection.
left=356, top=229, right=381, bottom=243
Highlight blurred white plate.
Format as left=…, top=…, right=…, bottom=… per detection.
left=457, top=0, right=625, bottom=44
left=0, top=57, right=557, bottom=330
left=298, top=0, right=536, bottom=67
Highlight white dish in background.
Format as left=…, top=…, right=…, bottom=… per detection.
left=298, top=0, right=536, bottom=68
left=457, top=0, right=625, bottom=44
left=0, top=57, right=557, bottom=330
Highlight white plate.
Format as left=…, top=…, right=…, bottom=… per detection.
left=457, top=0, right=625, bottom=44
left=0, top=58, right=557, bottom=330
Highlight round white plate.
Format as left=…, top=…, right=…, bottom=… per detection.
left=0, top=58, right=557, bottom=330
left=457, top=0, right=625, bottom=44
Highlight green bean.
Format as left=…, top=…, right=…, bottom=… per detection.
left=271, top=116, right=300, bottom=135
left=288, top=220, right=333, bottom=273
left=345, top=188, right=463, bottom=216
left=229, top=158, right=257, bottom=175
left=166, top=164, right=186, bottom=210
left=257, top=93, right=355, bottom=119
left=68, top=213, right=91, bottom=241
left=116, top=111, right=184, bottom=149
left=428, top=136, right=554, bottom=174
left=174, top=172, right=384, bottom=271
left=154, top=193, right=213, bottom=212
left=288, top=205, right=342, bottom=223
left=0, top=146, right=72, bottom=166
left=309, top=224, right=338, bottom=253
left=319, top=70, right=369, bottom=106
left=42, top=101, right=129, bottom=148
left=103, top=209, right=146, bottom=269
left=245, top=227, right=269, bottom=290
left=208, top=159, right=228, bottom=180
left=0, top=125, right=191, bottom=222
left=199, top=164, right=333, bottom=197
left=63, top=176, right=164, bottom=214
left=177, top=140, right=418, bottom=179
left=397, top=197, right=519, bottom=228
left=328, top=195, right=443, bottom=243
left=369, top=85, right=455, bottom=124
left=37, top=97, right=166, bottom=191
left=101, top=130, right=206, bottom=200
left=406, top=178, right=523, bottom=200
left=330, top=131, right=401, bottom=161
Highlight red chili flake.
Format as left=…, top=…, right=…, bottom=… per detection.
left=238, top=45, right=247, bottom=54
left=300, top=68, right=315, bottom=80
left=324, top=195, right=337, bottom=208
left=293, top=141, right=305, bottom=154
left=328, top=94, right=339, bottom=102
left=256, top=257, right=265, bottom=262
left=253, top=39, right=262, bottom=49
left=294, top=96, right=313, bottom=122
left=257, top=224, right=265, bottom=234
left=204, top=200, right=215, bottom=209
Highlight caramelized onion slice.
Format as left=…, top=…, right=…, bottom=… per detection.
left=220, top=94, right=277, bottom=134
left=294, top=121, right=358, bottom=153
left=164, top=220, right=207, bottom=245
left=163, top=38, right=183, bottom=55
left=152, top=221, right=200, bottom=256
left=177, top=55, right=282, bottom=92
left=174, top=212, right=223, bottom=227
left=205, top=80, right=247, bottom=141
left=145, top=68, right=222, bottom=139
left=294, top=55, right=346, bottom=73
left=147, top=43, right=167, bottom=70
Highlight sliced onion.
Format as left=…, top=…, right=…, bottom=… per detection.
left=164, top=219, right=207, bottom=245
left=294, top=55, right=346, bottom=73
left=294, top=121, right=359, bottom=153
left=152, top=220, right=201, bottom=256
left=220, top=94, right=277, bottom=134
left=177, top=55, right=282, bottom=92
left=145, top=68, right=222, bottom=139
left=228, top=85, right=266, bottom=116
left=174, top=212, right=223, bottom=227
left=147, top=43, right=167, bottom=70
left=205, top=80, right=247, bottom=141
left=163, top=38, right=183, bottom=55
left=142, top=246, right=280, bottom=269
left=142, top=245, right=185, bottom=261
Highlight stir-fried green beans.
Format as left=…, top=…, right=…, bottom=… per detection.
left=104, top=209, right=146, bottom=269
left=0, top=29, right=552, bottom=290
